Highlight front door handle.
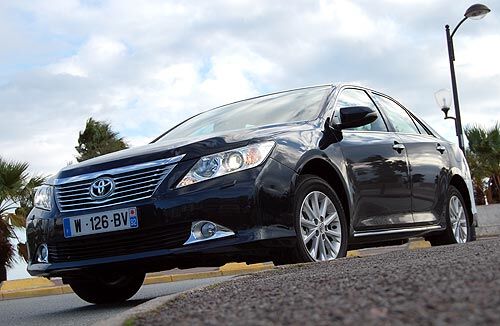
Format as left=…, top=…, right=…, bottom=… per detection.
left=392, top=142, right=405, bottom=153
left=436, top=144, right=446, bottom=154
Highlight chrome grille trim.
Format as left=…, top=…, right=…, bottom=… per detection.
left=54, top=154, right=185, bottom=212
left=114, top=173, right=163, bottom=184
left=58, top=182, right=93, bottom=191
left=54, top=155, right=184, bottom=185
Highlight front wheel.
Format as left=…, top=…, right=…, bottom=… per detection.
left=273, top=175, right=348, bottom=265
left=68, top=272, right=145, bottom=304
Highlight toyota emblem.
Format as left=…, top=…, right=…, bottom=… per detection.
left=89, top=177, right=115, bottom=200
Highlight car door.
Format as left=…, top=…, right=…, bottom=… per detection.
left=372, top=93, right=450, bottom=224
left=332, top=88, right=413, bottom=231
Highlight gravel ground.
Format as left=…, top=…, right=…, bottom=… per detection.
left=133, top=238, right=500, bottom=326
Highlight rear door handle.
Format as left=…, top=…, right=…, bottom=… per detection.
left=436, top=144, right=446, bottom=154
left=392, top=142, right=405, bottom=153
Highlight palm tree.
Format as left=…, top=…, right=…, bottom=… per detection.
left=466, top=149, right=487, bottom=205
left=465, top=123, right=500, bottom=204
left=0, top=157, right=44, bottom=282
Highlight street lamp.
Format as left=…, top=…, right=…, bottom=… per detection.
left=442, top=3, right=491, bottom=152
left=434, top=88, right=453, bottom=120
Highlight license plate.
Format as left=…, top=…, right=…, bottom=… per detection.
left=63, top=207, right=138, bottom=238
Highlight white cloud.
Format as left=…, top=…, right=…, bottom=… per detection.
left=2, top=0, right=500, bottom=281
left=0, top=0, right=499, bottom=178
left=47, top=36, right=127, bottom=77
left=456, top=34, right=500, bottom=79
left=315, top=0, right=398, bottom=45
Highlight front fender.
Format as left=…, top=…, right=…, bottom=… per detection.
left=448, top=143, right=477, bottom=217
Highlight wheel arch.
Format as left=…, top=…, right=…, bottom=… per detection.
left=449, top=174, right=473, bottom=226
left=297, top=157, right=351, bottom=227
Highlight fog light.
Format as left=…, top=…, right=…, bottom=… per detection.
left=184, top=220, right=235, bottom=245
left=36, top=244, right=49, bottom=263
left=201, top=222, right=217, bottom=238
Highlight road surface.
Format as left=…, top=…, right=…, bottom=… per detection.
left=0, top=276, right=231, bottom=326
left=134, top=238, right=500, bottom=325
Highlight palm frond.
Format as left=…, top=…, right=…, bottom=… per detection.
left=5, top=213, right=26, bottom=228
left=0, top=158, right=29, bottom=200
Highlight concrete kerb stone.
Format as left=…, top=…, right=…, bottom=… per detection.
left=0, top=263, right=272, bottom=301
left=0, top=277, right=55, bottom=291
left=1, top=285, right=72, bottom=300
left=476, top=203, right=500, bottom=237
left=171, top=270, right=222, bottom=282
left=408, top=239, right=431, bottom=250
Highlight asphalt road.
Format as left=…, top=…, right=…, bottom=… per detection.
left=0, top=276, right=231, bottom=326
left=134, top=238, right=500, bottom=326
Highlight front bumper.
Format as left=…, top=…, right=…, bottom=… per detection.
left=28, top=226, right=294, bottom=277
left=27, top=158, right=297, bottom=277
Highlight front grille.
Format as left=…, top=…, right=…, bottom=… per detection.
left=48, top=223, right=191, bottom=262
left=55, top=156, right=183, bottom=212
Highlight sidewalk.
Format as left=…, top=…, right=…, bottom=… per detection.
left=476, top=203, right=500, bottom=237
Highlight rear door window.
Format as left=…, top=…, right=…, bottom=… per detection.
left=373, top=95, right=420, bottom=134
left=412, top=116, right=435, bottom=136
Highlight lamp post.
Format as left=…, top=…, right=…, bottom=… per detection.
left=442, top=3, right=491, bottom=152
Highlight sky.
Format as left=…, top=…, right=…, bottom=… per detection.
left=1, top=0, right=499, bottom=278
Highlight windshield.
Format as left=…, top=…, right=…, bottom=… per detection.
left=157, top=86, right=331, bottom=142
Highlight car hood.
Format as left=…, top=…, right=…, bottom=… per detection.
left=56, top=122, right=316, bottom=179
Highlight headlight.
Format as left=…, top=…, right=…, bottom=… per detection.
left=34, top=185, right=53, bottom=211
left=177, top=141, right=275, bottom=188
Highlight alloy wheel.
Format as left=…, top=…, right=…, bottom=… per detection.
left=299, top=191, right=341, bottom=261
left=449, top=195, right=468, bottom=243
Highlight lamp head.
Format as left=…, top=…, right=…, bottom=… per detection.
left=434, top=89, right=452, bottom=110
left=465, top=3, right=491, bottom=20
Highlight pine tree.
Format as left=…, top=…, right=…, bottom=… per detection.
left=75, top=118, right=129, bottom=162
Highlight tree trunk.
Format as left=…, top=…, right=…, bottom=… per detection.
left=486, top=187, right=493, bottom=205
left=473, top=182, right=486, bottom=205
left=491, top=174, right=500, bottom=204
left=495, top=174, right=500, bottom=203
left=0, top=264, right=6, bottom=283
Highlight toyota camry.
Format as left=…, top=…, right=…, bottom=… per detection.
left=26, top=84, right=477, bottom=304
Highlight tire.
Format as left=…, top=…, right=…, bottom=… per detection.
left=68, top=272, right=145, bottom=304
left=427, top=185, right=472, bottom=246
left=273, top=175, right=348, bottom=265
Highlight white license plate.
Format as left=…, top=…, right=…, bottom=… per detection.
left=63, top=207, right=138, bottom=238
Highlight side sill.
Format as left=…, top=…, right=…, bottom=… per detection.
left=353, top=225, right=443, bottom=237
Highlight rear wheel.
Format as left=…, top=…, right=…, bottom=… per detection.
left=427, top=186, right=471, bottom=246
left=273, top=175, right=348, bottom=265
left=68, top=272, right=145, bottom=304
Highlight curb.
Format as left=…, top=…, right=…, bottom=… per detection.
left=477, top=225, right=500, bottom=237
left=0, top=263, right=273, bottom=301
left=408, top=239, right=431, bottom=249
left=1, top=284, right=73, bottom=301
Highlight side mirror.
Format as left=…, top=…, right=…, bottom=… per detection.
left=334, top=106, right=378, bottom=129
